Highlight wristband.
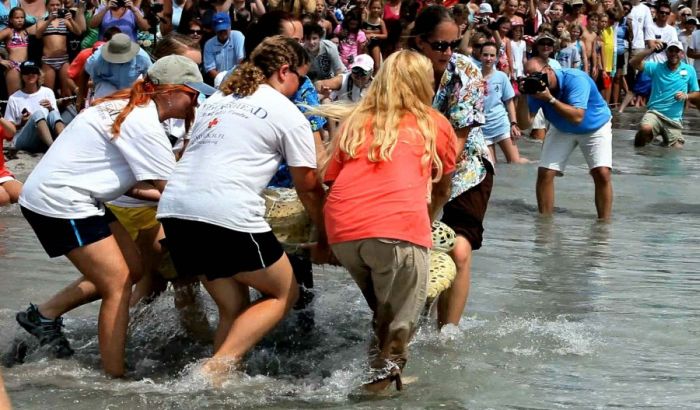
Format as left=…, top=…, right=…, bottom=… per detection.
left=510, top=121, right=517, bottom=126
left=548, top=97, right=557, bottom=104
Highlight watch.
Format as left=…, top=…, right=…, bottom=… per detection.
left=548, top=97, right=557, bottom=104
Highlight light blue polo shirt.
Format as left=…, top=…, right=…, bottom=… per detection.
left=644, top=61, right=699, bottom=121
left=528, top=68, right=611, bottom=134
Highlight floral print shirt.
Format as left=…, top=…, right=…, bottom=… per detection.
left=432, top=52, right=490, bottom=200
left=269, top=76, right=326, bottom=188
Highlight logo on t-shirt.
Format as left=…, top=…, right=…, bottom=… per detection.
left=208, top=118, right=219, bottom=128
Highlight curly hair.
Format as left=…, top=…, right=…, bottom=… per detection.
left=220, top=35, right=309, bottom=97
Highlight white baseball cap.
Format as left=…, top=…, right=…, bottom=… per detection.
left=350, top=54, right=374, bottom=72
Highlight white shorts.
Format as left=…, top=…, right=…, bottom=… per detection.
left=484, top=132, right=510, bottom=146
left=532, top=108, right=548, bottom=130
left=539, top=120, right=613, bottom=173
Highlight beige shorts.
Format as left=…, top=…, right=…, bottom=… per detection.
left=641, top=110, right=685, bottom=146
left=331, top=238, right=428, bottom=371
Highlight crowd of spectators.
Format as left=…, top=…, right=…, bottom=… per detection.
left=0, top=0, right=698, bottom=178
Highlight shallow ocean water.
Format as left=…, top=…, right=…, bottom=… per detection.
left=1, top=109, right=699, bottom=409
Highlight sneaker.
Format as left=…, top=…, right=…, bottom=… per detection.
left=16, top=304, right=74, bottom=358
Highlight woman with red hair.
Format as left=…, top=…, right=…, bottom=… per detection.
left=14, top=55, right=214, bottom=378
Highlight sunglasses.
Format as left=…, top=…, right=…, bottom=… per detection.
left=189, top=29, right=202, bottom=35
left=657, top=11, right=670, bottom=15
left=426, top=38, right=462, bottom=52
left=351, top=67, right=370, bottom=76
left=538, top=41, right=554, bottom=47
left=681, top=13, right=691, bottom=16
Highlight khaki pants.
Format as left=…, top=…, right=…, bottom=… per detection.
left=331, top=238, right=428, bottom=372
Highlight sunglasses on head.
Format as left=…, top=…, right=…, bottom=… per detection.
left=426, top=38, right=462, bottom=52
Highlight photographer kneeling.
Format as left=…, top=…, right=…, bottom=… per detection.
left=516, top=57, right=614, bottom=220
left=630, top=41, right=698, bottom=148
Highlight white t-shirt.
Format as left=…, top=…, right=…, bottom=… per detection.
left=690, top=30, right=700, bottom=73
left=157, top=85, right=316, bottom=233
left=4, top=87, right=57, bottom=127
left=333, top=73, right=370, bottom=102
left=645, top=23, right=679, bottom=63
left=19, top=100, right=176, bottom=218
left=108, top=117, right=190, bottom=208
left=629, top=3, right=654, bottom=49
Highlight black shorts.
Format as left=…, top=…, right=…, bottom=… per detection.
left=21, top=206, right=115, bottom=258
left=160, top=218, right=285, bottom=281
left=441, top=169, right=494, bottom=251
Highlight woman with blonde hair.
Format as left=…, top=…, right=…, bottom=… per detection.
left=316, top=50, right=457, bottom=392
left=15, top=55, right=212, bottom=377
left=157, top=35, right=330, bottom=380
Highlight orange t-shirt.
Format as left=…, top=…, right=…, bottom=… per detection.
left=323, top=111, right=457, bottom=248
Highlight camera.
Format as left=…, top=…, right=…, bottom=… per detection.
left=57, top=8, right=67, bottom=17
left=115, top=0, right=126, bottom=7
left=518, top=73, right=548, bottom=94
left=475, top=16, right=490, bottom=25
left=654, top=42, right=668, bottom=53
left=150, top=2, right=163, bottom=13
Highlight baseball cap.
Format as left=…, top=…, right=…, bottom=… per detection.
left=102, top=33, right=140, bottom=64
left=686, top=17, right=698, bottom=25
left=19, top=60, right=41, bottom=74
left=212, top=12, right=231, bottom=32
left=350, top=54, right=374, bottom=73
left=666, top=40, right=683, bottom=51
left=147, top=55, right=216, bottom=95
left=479, top=3, right=493, bottom=13
left=535, top=33, right=556, bottom=44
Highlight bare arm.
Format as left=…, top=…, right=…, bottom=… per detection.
left=428, top=172, right=453, bottom=222
left=516, top=94, right=536, bottom=129
left=289, top=166, right=331, bottom=263
left=0, top=117, right=16, bottom=138
left=89, top=3, right=110, bottom=28
left=34, top=14, right=54, bottom=38
left=630, top=46, right=655, bottom=71
left=252, top=0, right=266, bottom=16
left=125, top=179, right=167, bottom=201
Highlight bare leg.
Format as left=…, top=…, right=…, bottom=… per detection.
left=634, top=124, right=654, bottom=147
left=0, top=179, right=22, bottom=206
left=590, top=166, right=613, bottom=220
left=497, top=138, right=529, bottom=164
left=65, top=235, right=134, bottom=377
left=201, top=276, right=250, bottom=353
left=202, top=255, right=298, bottom=369
left=437, top=236, right=472, bottom=328
left=0, top=369, right=10, bottom=410
left=35, top=120, right=54, bottom=148
left=536, top=167, right=557, bottom=216
left=41, top=64, right=56, bottom=92
left=37, top=221, right=141, bottom=319
left=488, top=144, right=497, bottom=164
left=6, top=68, right=20, bottom=96
left=619, top=91, right=635, bottom=113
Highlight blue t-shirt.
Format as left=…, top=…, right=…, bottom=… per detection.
left=645, top=61, right=699, bottom=121
left=528, top=69, right=611, bottom=134
left=482, top=70, right=515, bottom=139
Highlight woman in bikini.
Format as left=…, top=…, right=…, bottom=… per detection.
left=36, top=0, right=83, bottom=97
left=0, top=7, right=33, bottom=95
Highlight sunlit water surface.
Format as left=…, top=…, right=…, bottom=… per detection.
left=1, top=109, right=699, bottom=409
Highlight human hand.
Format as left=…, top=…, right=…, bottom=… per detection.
left=310, top=241, right=338, bottom=265
left=675, top=91, right=688, bottom=101
left=510, top=123, right=522, bottom=140
left=39, top=99, right=54, bottom=111
left=531, top=87, right=553, bottom=101
left=0, top=60, right=13, bottom=70
left=125, top=0, right=134, bottom=9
